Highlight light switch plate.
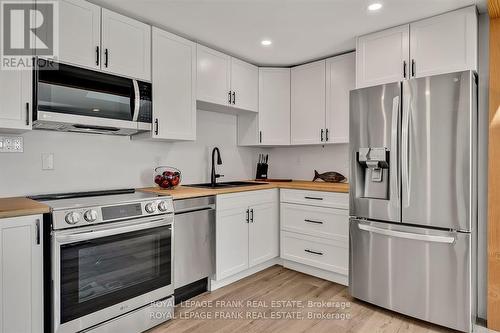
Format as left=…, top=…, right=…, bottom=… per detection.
left=42, top=153, right=54, bottom=170
left=0, top=136, right=23, bottom=153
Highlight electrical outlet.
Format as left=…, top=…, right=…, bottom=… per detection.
left=0, top=136, right=23, bottom=153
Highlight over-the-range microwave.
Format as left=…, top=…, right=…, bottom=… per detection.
left=32, top=59, right=152, bottom=136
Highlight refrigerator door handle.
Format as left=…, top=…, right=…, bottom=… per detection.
left=401, top=82, right=411, bottom=207
left=357, top=224, right=455, bottom=244
left=390, top=96, right=400, bottom=201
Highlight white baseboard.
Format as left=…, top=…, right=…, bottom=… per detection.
left=209, top=258, right=283, bottom=291
left=282, top=260, right=348, bottom=286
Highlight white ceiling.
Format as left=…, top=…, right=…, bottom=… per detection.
left=90, top=0, right=487, bottom=66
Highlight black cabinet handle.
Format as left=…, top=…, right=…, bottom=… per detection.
left=305, top=249, right=323, bottom=256
left=320, top=129, right=324, bottom=142
left=96, top=46, right=99, bottom=66
left=259, top=131, right=262, bottom=143
left=403, top=60, right=407, bottom=79
left=246, top=209, right=249, bottom=223
left=154, top=119, right=159, bottom=135
left=411, top=59, right=415, bottom=77
left=104, top=48, right=109, bottom=68
left=250, top=208, right=254, bottom=223
left=228, top=91, right=232, bottom=104
left=304, top=196, right=323, bottom=200
left=26, top=102, right=30, bottom=126
left=232, top=91, right=236, bottom=105
left=35, top=219, right=40, bottom=245
left=325, top=128, right=329, bottom=142
left=304, top=219, right=324, bottom=225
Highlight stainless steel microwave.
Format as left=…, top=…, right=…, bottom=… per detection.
left=33, top=60, right=152, bottom=136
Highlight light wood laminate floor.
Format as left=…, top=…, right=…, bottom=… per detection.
left=149, top=265, right=456, bottom=333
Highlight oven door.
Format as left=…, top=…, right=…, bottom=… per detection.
left=52, top=215, right=173, bottom=333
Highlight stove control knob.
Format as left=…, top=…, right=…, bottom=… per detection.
left=65, top=212, right=80, bottom=225
left=158, top=201, right=169, bottom=212
left=145, top=202, right=156, bottom=214
left=84, top=209, right=98, bottom=222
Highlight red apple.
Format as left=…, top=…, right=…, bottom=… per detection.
left=160, top=180, right=170, bottom=189
left=154, top=175, right=163, bottom=184
left=170, top=176, right=180, bottom=187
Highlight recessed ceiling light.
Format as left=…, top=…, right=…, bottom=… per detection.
left=261, top=40, right=272, bottom=46
left=368, top=3, right=382, bottom=11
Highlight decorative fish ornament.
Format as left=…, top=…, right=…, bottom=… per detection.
left=312, top=170, right=347, bottom=183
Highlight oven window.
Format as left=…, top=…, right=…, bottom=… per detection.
left=60, top=225, right=171, bottom=324
left=37, top=62, right=134, bottom=121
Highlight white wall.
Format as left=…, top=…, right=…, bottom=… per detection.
left=0, top=110, right=263, bottom=197
left=266, top=144, right=349, bottom=181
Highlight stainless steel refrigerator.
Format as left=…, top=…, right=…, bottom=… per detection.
left=349, top=70, right=477, bottom=332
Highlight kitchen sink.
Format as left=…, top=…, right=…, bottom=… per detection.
left=184, top=181, right=268, bottom=189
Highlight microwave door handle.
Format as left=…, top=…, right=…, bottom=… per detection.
left=132, top=80, right=140, bottom=122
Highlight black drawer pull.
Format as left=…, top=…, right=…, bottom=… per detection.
left=304, top=219, right=323, bottom=225
left=304, top=249, right=323, bottom=256
left=304, top=196, right=323, bottom=200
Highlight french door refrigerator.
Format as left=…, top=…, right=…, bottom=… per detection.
left=349, top=70, right=477, bottom=332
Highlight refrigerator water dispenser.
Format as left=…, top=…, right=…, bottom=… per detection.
left=357, top=147, right=389, bottom=199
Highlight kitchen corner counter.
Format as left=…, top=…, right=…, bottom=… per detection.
left=0, top=197, right=50, bottom=219
left=138, top=180, right=349, bottom=199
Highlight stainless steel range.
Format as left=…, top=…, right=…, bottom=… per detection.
left=32, top=189, right=174, bottom=333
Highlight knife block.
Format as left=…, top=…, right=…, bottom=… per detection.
left=256, top=163, right=268, bottom=180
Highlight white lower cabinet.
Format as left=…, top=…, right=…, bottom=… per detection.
left=215, top=190, right=279, bottom=280
left=280, top=189, right=349, bottom=285
left=0, top=215, right=43, bottom=333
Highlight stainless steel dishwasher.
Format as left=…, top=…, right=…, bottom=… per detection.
left=173, top=196, right=215, bottom=303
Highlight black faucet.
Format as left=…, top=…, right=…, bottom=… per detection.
left=210, top=147, right=223, bottom=187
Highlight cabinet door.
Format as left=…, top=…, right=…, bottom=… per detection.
left=0, top=215, right=43, bottom=333
left=58, top=0, right=100, bottom=69
left=325, top=52, right=355, bottom=144
left=258, top=68, right=290, bottom=145
left=0, top=69, right=32, bottom=133
left=410, top=6, right=477, bottom=78
left=249, top=202, right=279, bottom=267
left=215, top=207, right=249, bottom=280
left=356, top=25, right=409, bottom=88
left=230, top=58, right=258, bottom=112
left=101, top=9, right=151, bottom=81
left=291, top=60, right=326, bottom=145
left=196, top=45, right=231, bottom=106
left=152, top=28, right=196, bottom=140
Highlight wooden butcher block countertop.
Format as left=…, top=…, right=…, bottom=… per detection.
left=139, top=180, right=349, bottom=200
left=0, top=197, right=50, bottom=219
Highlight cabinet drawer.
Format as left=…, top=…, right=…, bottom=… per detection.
left=281, top=231, right=348, bottom=275
left=280, top=189, right=348, bottom=209
left=217, top=189, right=277, bottom=211
left=281, top=203, right=348, bottom=241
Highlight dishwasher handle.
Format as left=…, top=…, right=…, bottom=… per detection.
left=174, top=204, right=215, bottom=215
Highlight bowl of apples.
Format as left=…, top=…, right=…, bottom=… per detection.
left=154, top=166, right=182, bottom=190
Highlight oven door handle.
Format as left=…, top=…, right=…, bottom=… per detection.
left=54, top=217, right=171, bottom=243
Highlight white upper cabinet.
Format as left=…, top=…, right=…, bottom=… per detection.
left=258, top=68, right=291, bottom=145
left=197, top=45, right=231, bottom=106
left=0, top=70, right=32, bottom=133
left=356, top=6, right=478, bottom=88
left=150, top=27, right=196, bottom=141
left=325, top=52, right=355, bottom=144
left=409, top=6, right=477, bottom=78
left=230, top=58, right=258, bottom=112
left=291, top=60, right=326, bottom=145
left=101, top=9, right=151, bottom=81
left=356, top=25, right=409, bottom=88
left=0, top=215, right=43, bottom=333
left=197, top=45, right=258, bottom=112
left=58, top=0, right=101, bottom=69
